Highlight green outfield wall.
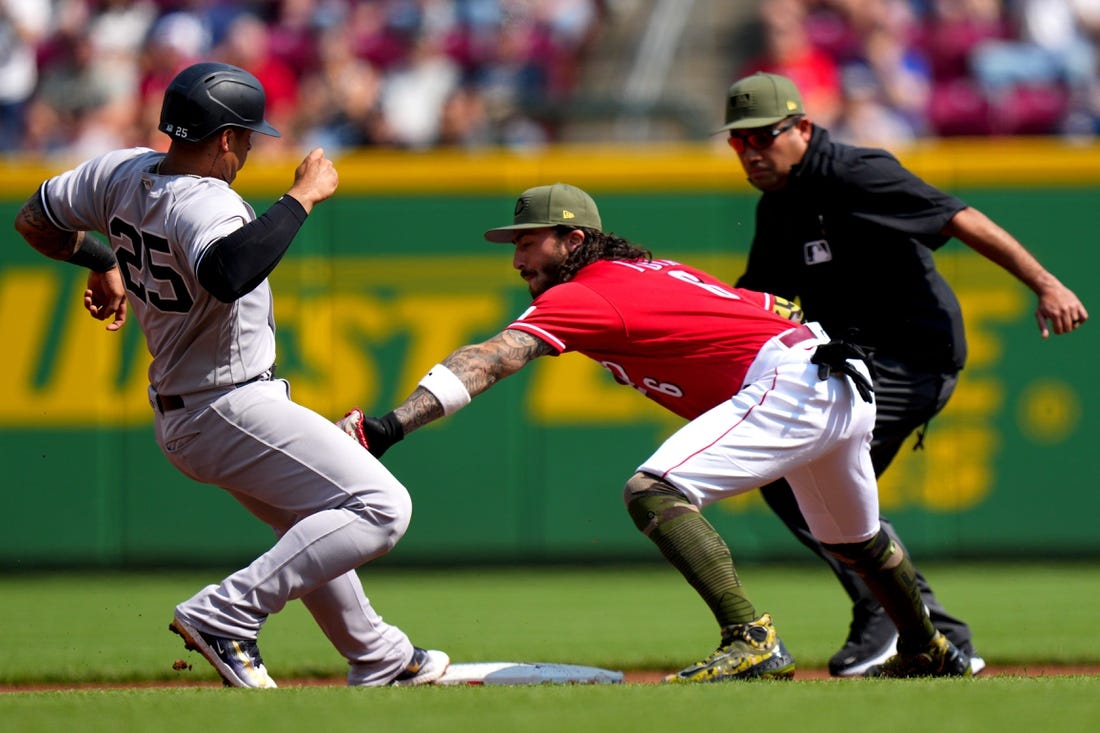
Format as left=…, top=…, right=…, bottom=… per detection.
left=1, top=139, right=1096, bottom=567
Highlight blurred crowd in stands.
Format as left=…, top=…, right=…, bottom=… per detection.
left=738, top=0, right=1100, bottom=146
left=2, top=0, right=1099, bottom=158
left=0, top=0, right=607, bottom=157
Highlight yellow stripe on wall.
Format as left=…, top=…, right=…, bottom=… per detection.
left=3, top=138, right=1099, bottom=198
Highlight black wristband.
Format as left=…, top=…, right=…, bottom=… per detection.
left=380, top=411, right=406, bottom=441
left=67, top=236, right=118, bottom=273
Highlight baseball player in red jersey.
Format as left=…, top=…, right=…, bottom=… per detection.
left=341, top=183, right=972, bottom=680
left=14, top=62, right=448, bottom=688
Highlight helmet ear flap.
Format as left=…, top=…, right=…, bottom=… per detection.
left=158, top=62, right=281, bottom=142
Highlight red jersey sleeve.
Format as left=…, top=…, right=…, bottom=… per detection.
left=505, top=281, right=622, bottom=353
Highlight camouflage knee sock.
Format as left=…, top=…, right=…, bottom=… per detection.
left=825, top=530, right=936, bottom=652
left=626, top=480, right=755, bottom=627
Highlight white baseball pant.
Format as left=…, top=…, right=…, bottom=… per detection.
left=637, top=323, right=880, bottom=546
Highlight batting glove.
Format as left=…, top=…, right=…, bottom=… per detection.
left=810, top=340, right=875, bottom=403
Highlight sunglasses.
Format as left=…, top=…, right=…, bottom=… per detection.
left=727, top=116, right=803, bottom=153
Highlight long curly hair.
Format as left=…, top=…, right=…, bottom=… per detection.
left=553, top=226, right=652, bottom=285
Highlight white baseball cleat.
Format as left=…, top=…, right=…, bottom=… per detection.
left=390, top=647, right=451, bottom=686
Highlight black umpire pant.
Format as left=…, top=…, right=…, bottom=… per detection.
left=759, top=356, right=974, bottom=650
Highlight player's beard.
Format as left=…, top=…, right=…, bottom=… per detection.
left=525, top=265, right=554, bottom=297
left=522, top=245, right=572, bottom=297
left=523, top=257, right=567, bottom=298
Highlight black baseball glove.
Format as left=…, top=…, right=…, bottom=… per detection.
left=340, top=409, right=405, bottom=458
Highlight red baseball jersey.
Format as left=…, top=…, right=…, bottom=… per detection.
left=507, top=258, right=798, bottom=420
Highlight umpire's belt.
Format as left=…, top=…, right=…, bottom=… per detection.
left=154, top=366, right=277, bottom=413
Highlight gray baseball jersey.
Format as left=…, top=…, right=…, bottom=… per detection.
left=39, top=147, right=275, bottom=396
left=37, top=146, right=422, bottom=686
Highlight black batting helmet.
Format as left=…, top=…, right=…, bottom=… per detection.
left=158, top=62, right=280, bottom=142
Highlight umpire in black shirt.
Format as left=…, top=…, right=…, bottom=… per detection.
left=722, top=72, right=1088, bottom=677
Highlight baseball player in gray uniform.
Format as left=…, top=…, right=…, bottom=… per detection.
left=13, top=62, right=448, bottom=688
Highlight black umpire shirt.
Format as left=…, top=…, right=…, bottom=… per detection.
left=735, top=126, right=968, bottom=373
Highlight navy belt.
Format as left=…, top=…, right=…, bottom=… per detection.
left=154, top=393, right=186, bottom=412
left=155, top=366, right=276, bottom=413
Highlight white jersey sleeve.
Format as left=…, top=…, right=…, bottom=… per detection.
left=41, top=148, right=277, bottom=396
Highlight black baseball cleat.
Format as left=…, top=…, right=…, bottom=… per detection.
left=959, top=641, right=987, bottom=675
left=865, top=631, right=973, bottom=678
left=828, top=602, right=898, bottom=677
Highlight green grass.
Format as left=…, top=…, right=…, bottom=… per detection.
left=3, top=562, right=1099, bottom=683
left=2, top=563, right=1099, bottom=732
left=3, top=678, right=1100, bottom=733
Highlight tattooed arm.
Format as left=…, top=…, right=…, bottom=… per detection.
left=15, top=190, right=127, bottom=330
left=15, top=189, right=117, bottom=272
left=14, top=191, right=84, bottom=260
left=394, top=329, right=556, bottom=435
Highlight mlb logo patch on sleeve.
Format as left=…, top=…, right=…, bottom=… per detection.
left=803, top=239, right=832, bottom=265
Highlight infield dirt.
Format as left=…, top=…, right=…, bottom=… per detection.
left=2, top=664, right=1099, bottom=692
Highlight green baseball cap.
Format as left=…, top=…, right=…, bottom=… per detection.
left=484, top=183, right=602, bottom=243
left=716, top=72, right=804, bottom=132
